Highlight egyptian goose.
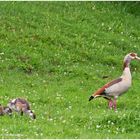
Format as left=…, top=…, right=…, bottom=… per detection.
left=89, top=53, right=140, bottom=110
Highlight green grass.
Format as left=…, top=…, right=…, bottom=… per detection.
left=0, top=1, right=140, bottom=138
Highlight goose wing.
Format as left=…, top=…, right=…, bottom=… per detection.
left=89, top=77, right=122, bottom=101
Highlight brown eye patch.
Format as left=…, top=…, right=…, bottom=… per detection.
left=130, top=53, right=137, bottom=57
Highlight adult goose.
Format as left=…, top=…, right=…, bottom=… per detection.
left=89, top=53, right=140, bottom=110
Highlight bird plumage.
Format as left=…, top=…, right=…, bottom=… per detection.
left=89, top=53, right=140, bottom=110
left=8, top=98, right=36, bottom=119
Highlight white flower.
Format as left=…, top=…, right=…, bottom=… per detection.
left=0, top=52, right=4, bottom=55
left=122, top=128, right=125, bottom=132
left=96, top=125, right=101, bottom=128
left=108, top=27, right=112, bottom=30
left=101, top=23, right=104, bottom=26
left=62, top=120, right=66, bottom=123
left=108, top=120, right=111, bottom=124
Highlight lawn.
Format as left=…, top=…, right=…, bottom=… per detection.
left=0, top=1, right=140, bottom=138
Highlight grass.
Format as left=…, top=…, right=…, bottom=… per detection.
left=0, top=1, right=140, bottom=138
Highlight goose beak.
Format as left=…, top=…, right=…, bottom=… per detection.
left=135, top=56, right=140, bottom=60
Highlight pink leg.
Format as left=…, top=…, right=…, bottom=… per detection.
left=108, top=100, right=113, bottom=109
left=113, top=98, right=117, bottom=111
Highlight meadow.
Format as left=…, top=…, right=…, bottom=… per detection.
left=0, top=2, right=140, bottom=138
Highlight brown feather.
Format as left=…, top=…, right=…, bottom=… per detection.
left=93, top=77, right=122, bottom=97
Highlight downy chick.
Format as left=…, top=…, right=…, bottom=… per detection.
left=8, top=98, right=36, bottom=119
